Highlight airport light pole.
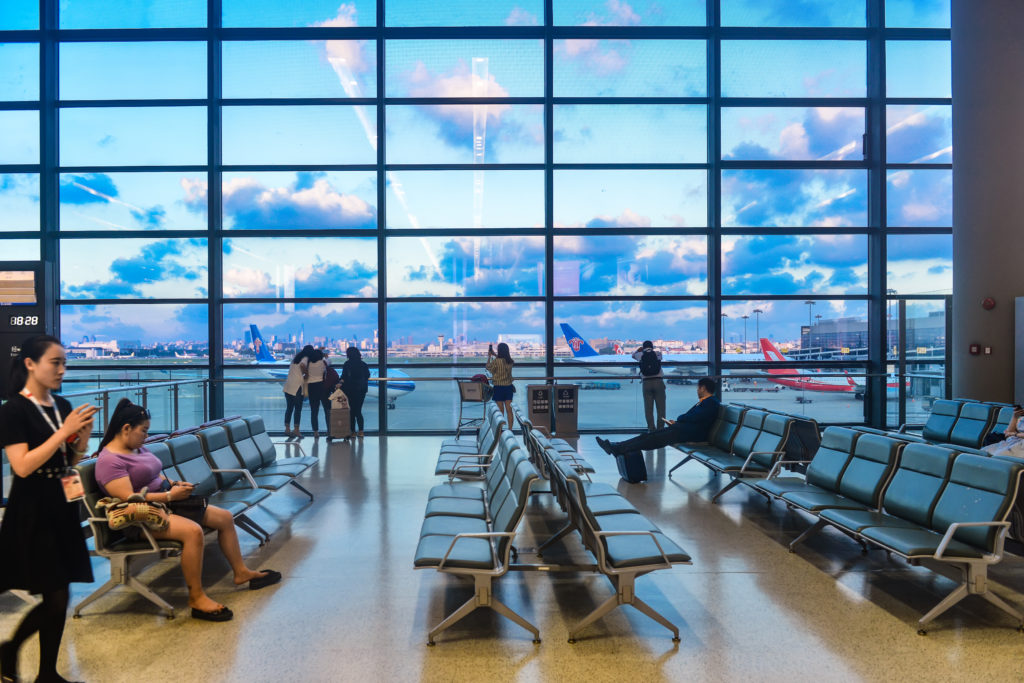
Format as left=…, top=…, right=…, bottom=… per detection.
left=815, top=314, right=823, bottom=357
left=720, top=313, right=728, bottom=353
left=741, top=314, right=749, bottom=353
left=752, top=308, right=763, bottom=348
left=804, top=300, right=816, bottom=351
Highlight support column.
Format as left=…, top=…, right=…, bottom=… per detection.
left=951, top=0, right=1024, bottom=400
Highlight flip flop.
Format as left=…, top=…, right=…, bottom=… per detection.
left=249, top=569, right=282, bottom=590
left=191, top=605, right=233, bottom=622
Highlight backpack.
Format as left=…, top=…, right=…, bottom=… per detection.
left=639, top=349, right=661, bottom=377
left=324, top=364, right=340, bottom=389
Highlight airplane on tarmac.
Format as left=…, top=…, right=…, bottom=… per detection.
left=558, top=323, right=709, bottom=377
left=559, top=323, right=873, bottom=394
left=758, top=338, right=910, bottom=396
left=248, top=324, right=415, bottom=408
left=758, top=338, right=858, bottom=393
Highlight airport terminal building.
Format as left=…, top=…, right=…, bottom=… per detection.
left=1, top=1, right=1023, bottom=681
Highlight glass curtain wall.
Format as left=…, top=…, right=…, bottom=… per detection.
left=0, top=0, right=951, bottom=431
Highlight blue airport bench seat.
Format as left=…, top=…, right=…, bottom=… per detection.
left=732, top=402, right=822, bottom=465
left=414, top=437, right=541, bottom=645
left=541, top=446, right=691, bottom=642
left=827, top=453, right=1024, bottom=633
left=198, top=423, right=314, bottom=502
left=165, top=434, right=273, bottom=545
left=673, top=410, right=798, bottom=503
left=776, top=433, right=905, bottom=551
left=224, top=419, right=314, bottom=485
left=440, top=403, right=503, bottom=454
left=899, top=398, right=961, bottom=442
left=423, top=433, right=526, bottom=523
left=947, top=402, right=998, bottom=449
left=72, top=458, right=183, bottom=618
left=512, top=406, right=592, bottom=475
left=709, top=413, right=797, bottom=502
left=243, top=415, right=318, bottom=472
left=434, top=411, right=506, bottom=479
left=668, top=404, right=747, bottom=477
left=753, top=427, right=861, bottom=503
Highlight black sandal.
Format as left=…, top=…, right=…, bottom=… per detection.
left=190, top=605, right=233, bottom=622
left=248, top=569, right=282, bottom=590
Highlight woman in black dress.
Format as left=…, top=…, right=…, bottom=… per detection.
left=0, top=336, right=97, bottom=683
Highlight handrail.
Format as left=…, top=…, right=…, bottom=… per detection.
left=59, top=379, right=210, bottom=434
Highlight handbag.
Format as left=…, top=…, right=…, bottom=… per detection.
left=96, top=487, right=171, bottom=532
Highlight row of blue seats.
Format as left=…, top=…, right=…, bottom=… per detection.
left=752, top=427, right=1023, bottom=633
left=74, top=415, right=315, bottom=617
left=894, top=398, right=1016, bottom=448
left=533, top=429, right=691, bottom=643
left=669, top=405, right=808, bottom=502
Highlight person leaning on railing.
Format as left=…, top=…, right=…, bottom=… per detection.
left=93, top=398, right=281, bottom=623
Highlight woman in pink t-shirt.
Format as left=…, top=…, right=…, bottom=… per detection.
left=95, top=399, right=281, bottom=622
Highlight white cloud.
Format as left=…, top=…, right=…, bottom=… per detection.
left=504, top=7, right=539, bottom=26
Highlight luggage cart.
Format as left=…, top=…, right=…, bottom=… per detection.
left=456, top=379, right=493, bottom=439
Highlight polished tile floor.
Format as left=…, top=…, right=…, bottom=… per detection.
left=2, top=434, right=1024, bottom=682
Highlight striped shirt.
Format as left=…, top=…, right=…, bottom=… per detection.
left=486, top=357, right=514, bottom=386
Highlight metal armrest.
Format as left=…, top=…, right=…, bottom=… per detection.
left=740, top=450, right=786, bottom=473
left=898, top=423, right=925, bottom=434
left=274, top=440, right=309, bottom=458
left=934, top=520, right=1010, bottom=561
left=445, top=453, right=493, bottom=480
left=437, top=531, right=515, bottom=570
left=88, top=517, right=164, bottom=553
left=593, top=529, right=673, bottom=570
left=767, top=458, right=815, bottom=479
left=447, top=459, right=494, bottom=482
left=211, top=467, right=260, bottom=488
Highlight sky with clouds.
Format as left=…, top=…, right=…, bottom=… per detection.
left=0, top=0, right=952, bottom=352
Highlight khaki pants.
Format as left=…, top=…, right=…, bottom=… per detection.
left=641, top=377, right=666, bottom=432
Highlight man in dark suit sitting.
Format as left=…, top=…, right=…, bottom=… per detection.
left=597, top=377, right=720, bottom=455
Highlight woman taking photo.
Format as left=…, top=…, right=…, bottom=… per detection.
left=486, top=342, right=516, bottom=424
left=94, top=399, right=281, bottom=622
left=0, top=335, right=97, bottom=683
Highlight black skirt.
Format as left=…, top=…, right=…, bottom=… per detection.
left=167, top=496, right=209, bottom=525
left=0, top=473, right=94, bottom=594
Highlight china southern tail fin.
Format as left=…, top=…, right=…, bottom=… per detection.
left=559, top=323, right=600, bottom=358
left=250, top=324, right=277, bottom=363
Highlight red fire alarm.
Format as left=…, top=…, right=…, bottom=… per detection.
left=969, top=344, right=980, bottom=355
left=982, top=297, right=996, bottom=310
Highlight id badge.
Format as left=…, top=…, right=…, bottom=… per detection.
left=61, top=472, right=85, bottom=502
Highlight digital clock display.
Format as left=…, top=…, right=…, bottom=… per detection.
left=8, top=315, right=39, bottom=327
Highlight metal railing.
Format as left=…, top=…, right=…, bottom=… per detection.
left=54, top=369, right=944, bottom=435
left=61, top=379, right=209, bottom=435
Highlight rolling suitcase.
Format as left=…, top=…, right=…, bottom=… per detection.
left=328, top=390, right=352, bottom=439
left=615, top=450, right=648, bottom=483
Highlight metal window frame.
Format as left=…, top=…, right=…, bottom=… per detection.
left=0, top=0, right=953, bottom=431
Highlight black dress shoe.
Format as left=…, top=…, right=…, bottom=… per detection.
left=595, top=437, right=615, bottom=455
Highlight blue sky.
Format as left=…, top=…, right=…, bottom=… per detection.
left=1, top=0, right=952, bottom=351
